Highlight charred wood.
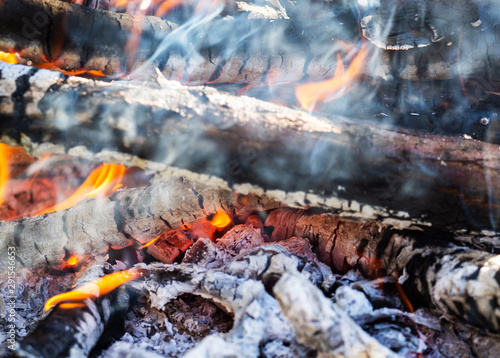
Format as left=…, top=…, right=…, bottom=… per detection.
left=13, top=263, right=129, bottom=358
left=0, top=176, right=278, bottom=269
left=2, top=0, right=499, bottom=83
left=0, top=0, right=356, bottom=84
left=266, top=207, right=500, bottom=333
left=1, top=62, right=499, bottom=234
left=129, top=261, right=312, bottom=357
left=129, top=246, right=395, bottom=357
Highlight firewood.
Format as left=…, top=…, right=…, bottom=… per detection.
left=2, top=0, right=499, bottom=83
left=266, top=207, right=500, bottom=333
left=14, top=262, right=130, bottom=358
left=0, top=0, right=355, bottom=84
left=0, top=176, right=279, bottom=270
left=274, top=272, right=398, bottom=358
left=1, top=62, right=499, bottom=234
left=129, top=261, right=312, bottom=357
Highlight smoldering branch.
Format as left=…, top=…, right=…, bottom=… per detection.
left=1, top=61, right=499, bottom=234
left=1, top=0, right=499, bottom=83
left=266, top=207, right=500, bottom=334
left=15, top=262, right=130, bottom=358
left=0, top=176, right=276, bottom=269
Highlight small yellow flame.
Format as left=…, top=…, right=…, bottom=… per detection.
left=0, top=51, right=18, bottom=64
left=209, top=211, right=231, bottom=229
left=140, top=235, right=160, bottom=248
left=44, top=268, right=142, bottom=311
left=66, top=255, right=79, bottom=266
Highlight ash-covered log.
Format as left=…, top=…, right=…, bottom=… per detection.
left=266, top=207, right=500, bottom=333
left=129, top=246, right=397, bottom=357
left=1, top=62, right=499, bottom=234
left=14, top=262, right=131, bottom=358
left=0, top=175, right=278, bottom=269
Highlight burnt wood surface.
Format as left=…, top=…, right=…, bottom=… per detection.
left=14, top=263, right=130, bottom=358
left=266, top=207, right=500, bottom=333
left=129, top=247, right=398, bottom=358
left=0, top=0, right=357, bottom=84
left=0, top=176, right=248, bottom=269
left=1, top=62, right=499, bottom=234
left=1, top=0, right=500, bottom=83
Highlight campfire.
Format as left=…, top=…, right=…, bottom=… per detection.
left=1, top=0, right=500, bottom=357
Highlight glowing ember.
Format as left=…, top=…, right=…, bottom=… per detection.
left=36, top=163, right=125, bottom=215
left=66, top=255, right=79, bottom=267
left=44, top=268, right=142, bottom=311
left=34, top=62, right=105, bottom=77
left=295, top=45, right=368, bottom=111
left=0, top=51, right=17, bottom=64
left=209, top=210, right=231, bottom=229
left=141, top=235, right=160, bottom=248
left=59, top=303, right=86, bottom=309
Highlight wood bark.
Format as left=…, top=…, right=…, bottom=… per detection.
left=14, top=263, right=129, bottom=358
left=1, top=61, right=499, bottom=234
left=0, top=0, right=357, bottom=84
left=1, top=0, right=499, bottom=83
left=266, top=207, right=500, bottom=333
left=0, top=175, right=279, bottom=269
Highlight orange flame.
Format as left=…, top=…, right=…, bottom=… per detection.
left=0, top=144, right=10, bottom=207
left=36, top=163, right=125, bottom=215
left=34, top=62, right=105, bottom=77
left=59, top=303, right=86, bottom=309
left=0, top=51, right=18, bottom=64
left=44, top=268, right=142, bottom=311
left=209, top=210, right=231, bottom=229
left=295, top=45, right=368, bottom=111
left=0, top=144, right=28, bottom=207
left=66, top=255, right=79, bottom=267
left=155, top=0, right=184, bottom=16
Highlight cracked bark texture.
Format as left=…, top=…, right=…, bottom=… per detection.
left=0, top=176, right=250, bottom=269
left=266, top=207, right=500, bottom=334
left=1, top=0, right=499, bottom=83
left=1, top=62, right=499, bottom=234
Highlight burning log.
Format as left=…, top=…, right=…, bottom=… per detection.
left=14, top=262, right=133, bottom=358
left=0, top=175, right=278, bottom=269
left=128, top=246, right=396, bottom=357
left=1, top=0, right=499, bottom=83
left=0, top=0, right=355, bottom=83
left=266, top=207, right=500, bottom=333
left=1, top=61, right=499, bottom=234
